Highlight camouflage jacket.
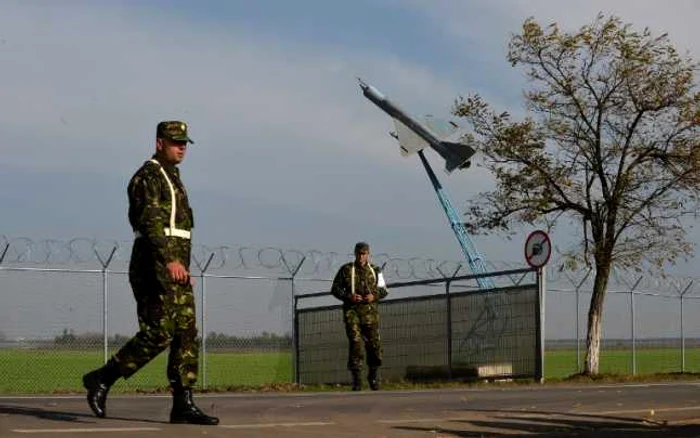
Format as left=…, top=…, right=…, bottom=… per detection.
left=127, top=155, right=194, bottom=270
left=331, top=262, right=388, bottom=307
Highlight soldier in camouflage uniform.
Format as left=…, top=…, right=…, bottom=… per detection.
left=82, top=121, right=218, bottom=426
left=331, top=242, right=389, bottom=391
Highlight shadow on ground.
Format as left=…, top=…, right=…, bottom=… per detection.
left=0, top=404, right=167, bottom=425
left=394, top=409, right=700, bottom=437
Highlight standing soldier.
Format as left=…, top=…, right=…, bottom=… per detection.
left=331, top=242, right=389, bottom=391
left=82, top=121, right=219, bottom=425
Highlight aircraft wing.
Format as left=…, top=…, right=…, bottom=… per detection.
left=394, top=119, right=429, bottom=156
left=423, top=116, right=463, bottom=142
left=393, top=115, right=468, bottom=157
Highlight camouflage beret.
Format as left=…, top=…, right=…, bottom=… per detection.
left=157, top=121, right=194, bottom=144
left=354, top=242, right=370, bottom=253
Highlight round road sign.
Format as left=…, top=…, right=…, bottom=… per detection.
left=524, top=230, right=551, bottom=268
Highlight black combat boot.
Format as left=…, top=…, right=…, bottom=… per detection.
left=368, top=367, right=380, bottom=391
left=82, top=358, right=121, bottom=418
left=170, top=388, right=220, bottom=425
left=351, top=370, right=362, bottom=391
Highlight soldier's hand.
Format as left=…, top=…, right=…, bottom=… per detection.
left=350, top=294, right=363, bottom=303
left=166, top=261, right=190, bottom=284
left=365, top=294, right=376, bottom=303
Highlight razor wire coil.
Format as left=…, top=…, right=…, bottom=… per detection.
left=0, top=234, right=697, bottom=293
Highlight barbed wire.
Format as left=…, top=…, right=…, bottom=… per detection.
left=0, top=235, right=698, bottom=291
left=0, top=235, right=476, bottom=279
left=0, top=236, right=490, bottom=280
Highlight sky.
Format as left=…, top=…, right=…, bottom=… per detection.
left=2, top=0, right=700, bottom=271
left=2, top=1, right=700, bottom=342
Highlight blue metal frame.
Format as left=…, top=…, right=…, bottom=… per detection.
left=417, top=150, right=495, bottom=289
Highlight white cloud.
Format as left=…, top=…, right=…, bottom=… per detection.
left=12, top=1, right=696, bottom=270
left=0, top=2, right=504, bottom=261
left=401, top=0, right=700, bottom=116
left=399, top=0, right=700, bottom=274
left=0, top=2, right=491, bottom=201
left=405, top=0, right=700, bottom=58
left=0, top=3, right=463, bottom=167
left=512, top=0, right=700, bottom=56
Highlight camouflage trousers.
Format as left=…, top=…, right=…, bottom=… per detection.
left=113, top=273, right=199, bottom=389
left=343, top=307, right=382, bottom=371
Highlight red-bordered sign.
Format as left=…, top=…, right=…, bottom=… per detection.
left=524, top=230, right=551, bottom=268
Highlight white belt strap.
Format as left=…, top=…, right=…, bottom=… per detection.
left=134, top=159, right=191, bottom=240
left=134, top=228, right=191, bottom=239
left=350, top=264, right=376, bottom=295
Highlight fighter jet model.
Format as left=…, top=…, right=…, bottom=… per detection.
left=358, top=78, right=475, bottom=173
left=357, top=78, right=494, bottom=289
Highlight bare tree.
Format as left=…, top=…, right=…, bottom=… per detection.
left=454, top=13, right=700, bottom=374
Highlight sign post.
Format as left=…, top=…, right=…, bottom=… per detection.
left=524, top=230, right=551, bottom=383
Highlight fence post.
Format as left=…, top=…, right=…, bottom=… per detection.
left=293, top=294, right=300, bottom=384
left=675, top=281, right=693, bottom=373
left=197, top=252, right=215, bottom=389
left=681, top=293, right=685, bottom=372
left=565, top=268, right=591, bottom=373
left=0, top=241, right=9, bottom=265
left=437, top=264, right=461, bottom=380
left=282, top=254, right=306, bottom=385
left=94, top=245, right=117, bottom=364
left=621, top=275, right=643, bottom=375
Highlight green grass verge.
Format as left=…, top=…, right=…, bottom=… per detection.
left=1, top=347, right=699, bottom=394
left=545, top=347, right=699, bottom=379
left=0, top=350, right=292, bottom=394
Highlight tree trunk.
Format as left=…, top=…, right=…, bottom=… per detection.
left=584, top=260, right=612, bottom=375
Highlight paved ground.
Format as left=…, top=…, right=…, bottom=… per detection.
left=4, top=382, right=700, bottom=437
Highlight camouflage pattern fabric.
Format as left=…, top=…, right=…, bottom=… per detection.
left=343, top=310, right=382, bottom=371
left=157, top=120, right=194, bottom=144
left=112, top=157, right=199, bottom=388
left=331, top=262, right=389, bottom=371
left=127, top=157, right=193, bottom=266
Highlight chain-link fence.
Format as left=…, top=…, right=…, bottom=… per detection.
left=2, top=235, right=512, bottom=394
left=1, top=235, right=700, bottom=393
left=296, top=268, right=541, bottom=385
left=544, top=267, right=700, bottom=378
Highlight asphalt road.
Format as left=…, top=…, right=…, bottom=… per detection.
left=4, top=382, right=700, bottom=437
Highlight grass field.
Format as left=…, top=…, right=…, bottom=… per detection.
left=1, top=348, right=699, bottom=394
left=0, top=350, right=292, bottom=394
left=545, top=347, right=698, bottom=379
